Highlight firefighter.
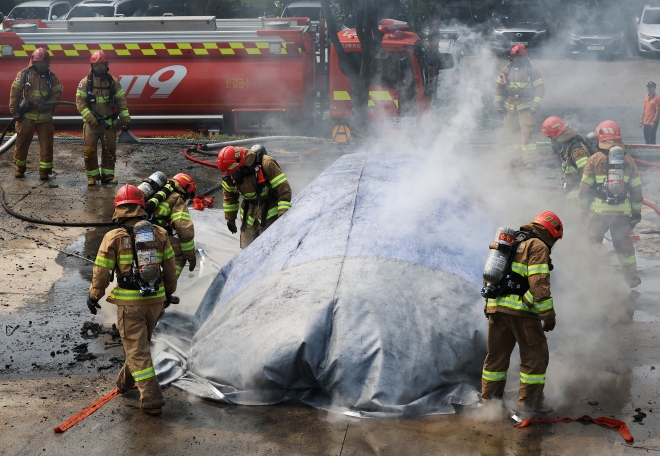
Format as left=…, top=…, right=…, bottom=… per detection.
left=540, top=116, right=590, bottom=204
left=495, top=44, right=545, bottom=169
left=579, top=120, right=643, bottom=288
left=75, top=50, right=130, bottom=186
left=482, top=211, right=562, bottom=414
left=9, top=48, right=63, bottom=180
left=218, top=144, right=292, bottom=248
left=87, top=184, right=176, bottom=414
left=149, top=173, right=197, bottom=304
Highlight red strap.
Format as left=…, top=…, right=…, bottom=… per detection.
left=54, top=388, right=120, bottom=433
left=515, top=415, right=634, bottom=443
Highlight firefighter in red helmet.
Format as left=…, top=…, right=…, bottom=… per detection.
left=578, top=121, right=643, bottom=288
left=219, top=144, right=292, bottom=248
left=9, top=48, right=63, bottom=180
left=495, top=44, right=545, bottom=168
left=146, top=172, right=198, bottom=304
left=540, top=116, right=591, bottom=204
left=88, top=184, right=177, bottom=414
left=482, top=211, right=562, bottom=415
left=75, top=50, right=131, bottom=186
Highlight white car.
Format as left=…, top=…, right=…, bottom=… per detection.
left=637, top=5, right=660, bottom=55
left=434, top=39, right=466, bottom=107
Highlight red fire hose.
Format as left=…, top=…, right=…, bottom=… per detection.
left=634, top=157, right=660, bottom=169
left=184, top=145, right=216, bottom=168
left=515, top=415, right=634, bottom=443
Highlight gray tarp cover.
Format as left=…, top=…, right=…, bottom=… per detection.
left=153, top=153, right=492, bottom=417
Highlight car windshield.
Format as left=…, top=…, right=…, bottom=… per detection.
left=282, top=7, right=321, bottom=20
left=642, top=10, right=660, bottom=25
left=8, top=6, right=50, bottom=19
left=66, top=5, right=114, bottom=17
left=441, top=6, right=473, bottom=24
left=497, top=7, right=545, bottom=26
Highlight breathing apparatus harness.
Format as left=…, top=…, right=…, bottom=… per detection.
left=553, top=135, right=592, bottom=191
left=113, top=222, right=163, bottom=296
left=145, top=181, right=190, bottom=235
left=594, top=148, right=629, bottom=205
left=18, top=66, right=54, bottom=117
left=481, top=229, right=553, bottom=300
left=85, top=71, right=119, bottom=130
left=222, top=149, right=275, bottom=230
left=502, top=59, right=533, bottom=98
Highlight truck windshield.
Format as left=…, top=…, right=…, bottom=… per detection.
left=67, top=5, right=115, bottom=17
left=8, top=6, right=50, bottom=19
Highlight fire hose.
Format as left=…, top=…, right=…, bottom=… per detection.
left=0, top=101, right=78, bottom=146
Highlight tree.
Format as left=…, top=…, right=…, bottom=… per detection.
left=321, top=0, right=383, bottom=130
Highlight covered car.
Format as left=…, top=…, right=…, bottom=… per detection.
left=152, top=153, right=491, bottom=417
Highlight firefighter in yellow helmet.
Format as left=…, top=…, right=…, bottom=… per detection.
left=578, top=120, right=643, bottom=288
left=75, top=50, right=130, bottom=186
left=495, top=44, right=545, bottom=168
left=87, top=184, right=177, bottom=414
left=218, top=144, right=292, bottom=248
left=9, top=48, right=63, bottom=180
left=481, top=212, right=562, bottom=414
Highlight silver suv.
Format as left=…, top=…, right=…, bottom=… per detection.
left=65, top=0, right=144, bottom=18
left=7, top=0, right=71, bottom=20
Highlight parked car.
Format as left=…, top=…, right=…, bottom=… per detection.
left=7, top=0, right=71, bottom=20
left=565, top=5, right=625, bottom=58
left=637, top=5, right=660, bottom=55
left=428, top=2, right=485, bottom=53
left=145, top=0, right=186, bottom=16
left=490, top=0, right=551, bottom=54
left=280, top=1, right=322, bottom=22
left=65, top=0, right=144, bottom=18
left=433, top=39, right=466, bottom=108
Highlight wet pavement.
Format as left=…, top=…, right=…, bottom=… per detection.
left=2, top=56, right=660, bottom=455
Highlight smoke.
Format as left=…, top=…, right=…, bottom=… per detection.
left=358, top=13, right=637, bottom=414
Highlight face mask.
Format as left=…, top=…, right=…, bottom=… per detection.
left=223, top=168, right=245, bottom=186
left=34, top=63, right=49, bottom=74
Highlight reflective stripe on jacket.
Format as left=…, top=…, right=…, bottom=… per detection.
left=495, top=64, right=544, bottom=111
left=152, top=182, right=195, bottom=259
left=76, top=74, right=130, bottom=126
left=9, top=67, right=63, bottom=122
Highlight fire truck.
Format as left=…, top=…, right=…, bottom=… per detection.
left=0, top=16, right=435, bottom=135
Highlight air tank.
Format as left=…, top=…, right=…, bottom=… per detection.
left=137, top=171, right=168, bottom=200
left=481, top=226, right=516, bottom=298
left=606, top=146, right=625, bottom=201
left=133, top=220, right=162, bottom=296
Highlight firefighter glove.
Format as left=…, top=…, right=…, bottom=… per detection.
left=164, top=294, right=173, bottom=309
left=122, top=123, right=130, bottom=132
left=188, top=255, right=197, bottom=272
left=539, top=310, right=556, bottom=332
left=630, top=214, right=641, bottom=229
left=87, top=296, right=101, bottom=315
left=227, top=220, right=237, bottom=234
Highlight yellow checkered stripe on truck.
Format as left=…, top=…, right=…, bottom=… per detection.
left=333, top=90, right=399, bottom=108
left=1, top=42, right=296, bottom=58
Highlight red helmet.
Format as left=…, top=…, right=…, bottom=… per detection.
left=533, top=211, right=563, bottom=240
left=172, top=173, right=197, bottom=198
left=90, top=50, right=109, bottom=64
left=511, top=43, right=528, bottom=56
left=217, top=146, right=246, bottom=174
left=595, top=120, right=622, bottom=142
left=540, top=116, right=568, bottom=139
left=30, top=48, right=50, bottom=65
left=114, top=184, right=146, bottom=208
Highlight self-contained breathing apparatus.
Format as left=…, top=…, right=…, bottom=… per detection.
left=85, top=72, right=119, bottom=130
left=115, top=221, right=163, bottom=296
left=502, top=60, right=533, bottom=100
left=481, top=227, right=553, bottom=300
left=595, top=146, right=628, bottom=205
left=222, top=145, right=276, bottom=230
left=18, top=67, right=53, bottom=118
left=138, top=171, right=189, bottom=235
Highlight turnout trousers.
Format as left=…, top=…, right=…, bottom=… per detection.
left=115, top=303, right=165, bottom=409
left=503, top=107, right=537, bottom=166
left=586, top=213, right=640, bottom=287
left=481, top=312, right=549, bottom=407
left=13, top=119, right=54, bottom=175
left=83, top=122, right=116, bottom=180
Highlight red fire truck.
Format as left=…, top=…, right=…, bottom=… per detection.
left=0, top=16, right=434, bottom=135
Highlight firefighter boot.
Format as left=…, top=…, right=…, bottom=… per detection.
left=102, top=176, right=118, bottom=185
left=15, top=171, right=25, bottom=178
left=88, top=177, right=98, bottom=186
left=623, top=264, right=641, bottom=289
left=169, top=296, right=180, bottom=304
left=39, top=172, right=49, bottom=180
left=518, top=401, right=554, bottom=415
left=140, top=405, right=163, bottom=415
